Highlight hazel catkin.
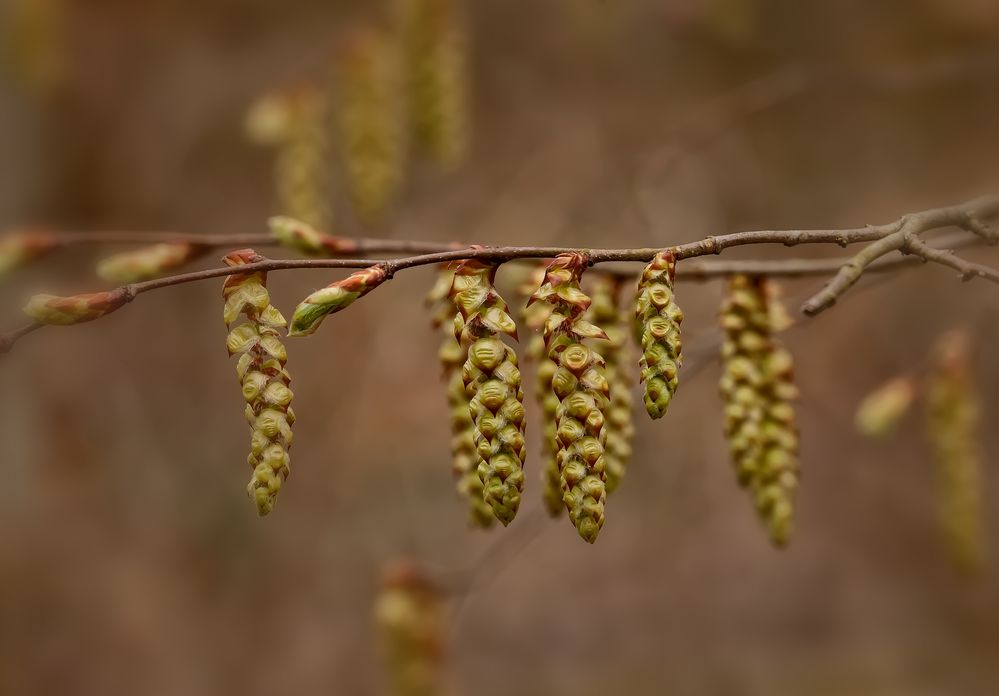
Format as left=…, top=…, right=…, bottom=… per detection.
left=587, top=273, right=635, bottom=494
left=719, top=275, right=800, bottom=547
left=426, top=266, right=494, bottom=528
left=530, top=253, right=610, bottom=543
left=926, top=330, right=986, bottom=573
left=222, top=249, right=294, bottom=516
left=375, top=561, right=446, bottom=696
left=449, top=260, right=526, bottom=526
left=634, top=250, right=683, bottom=419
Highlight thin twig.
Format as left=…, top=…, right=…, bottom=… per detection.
left=2, top=196, right=998, bottom=354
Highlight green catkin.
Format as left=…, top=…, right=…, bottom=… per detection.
left=222, top=249, right=294, bottom=516
left=530, top=253, right=610, bottom=543
left=520, top=265, right=563, bottom=517
left=394, top=0, right=470, bottom=169
left=246, top=87, right=332, bottom=231
left=375, top=561, right=445, bottom=696
left=449, top=260, right=526, bottom=525
left=336, top=26, right=407, bottom=224
left=634, top=250, right=684, bottom=419
left=587, top=274, right=635, bottom=494
left=926, top=331, right=986, bottom=574
left=425, top=267, right=494, bottom=528
left=719, top=275, right=800, bottom=546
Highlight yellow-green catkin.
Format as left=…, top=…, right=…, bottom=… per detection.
left=530, top=253, right=610, bottom=543
left=245, top=86, right=332, bottom=231
left=335, top=26, right=407, bottom=224
left=634, top=250, right=683, bottom=419
left=394, top=0, right=470, bottom=169
left=926, top=331, right=986, bottom=574
left=222, top=249, right=294, bottom=517
left=587, top=274, right=635, bottom=494
left=450, top=260, right=526, bottom=525
left=520, top=265, right=562, bottom=517
left=719, top=275, right=800, bottom=547
left=425, top=266, right=493, bottom=528
left=375, top=561, right=446, bottom=696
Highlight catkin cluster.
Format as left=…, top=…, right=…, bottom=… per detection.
left=222, top=250, right=294, bottom=517
left=394, top=0, right=470, bottom=168
left=450, top=260, right=526, bottom=526
left=374, top=561, right=446, bottom=696
left=719, top=275, right=799, bottom=546
left=587, top=274, right=635, bottom=494
left=926, top=331, right=985, bottom=573
left=426, top=267, right=493, bottom=528
left=245, top=87, right=332, bottom=231
left=335, top=27, right=407, bottom=224
left=634, top=250, right=683, bottom=419
left=530, top=253, right=610, bottom=543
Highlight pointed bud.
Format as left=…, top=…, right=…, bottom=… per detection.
left=289, top=265, right=390, bottom=336
left=0, top=230, right=59, bottom=277
left=24, top=287, right=133, bottom=325
left=268, top=216, right=359, bottom=256
left=97, top=242, right=208, bottom=283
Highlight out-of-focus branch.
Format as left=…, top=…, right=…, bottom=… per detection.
left=802, top=197, right=999, bottom=315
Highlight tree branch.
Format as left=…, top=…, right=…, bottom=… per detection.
left=2, top=196, right=997, bottom=354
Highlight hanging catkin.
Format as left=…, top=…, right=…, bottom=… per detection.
left=375, top=561, right=446, bottom=696
left=335, top=26, right=407, bottom=224
left=449, top=260, right=526, bottom=525
left=246, top=87, right=332, bottom=231
left=719, top=275, right=800, bottom=546
left=926, top=330, right=986, bottom=573
left=530, top=253, right=610, bottom=543
left=222, top=250, right=294, bottom=516
left=394, top=0, right=470, bottom=168
left=634, top=250, right=683, bottom=419
left=520, top=265, right=563, bottom=517
left=425, top=266, right=494, bottom=528
left=587, top=273, right=635, bottom=494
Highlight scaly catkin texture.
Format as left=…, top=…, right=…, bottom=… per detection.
left=394, top=0, right=470, bottom=169
left=375, top=561, right=446, bottom=696
left=926, top=331, right=986, bottom=574
left=450, top=260, right=526, bottom=525
left=336, top=27, right=407, bottom=224
left=587, top=274, right=635, bottom=494
left=520, top=265, right=562, bottom=517
left=719, top=275, right=800, bottom=547
left=634, top=250, right=684, bottom=419
left=426, top=267, right=494, bottom=528
left=530, top=253, right=610, bottom=543
left=223, top=249, right=294, bottom=517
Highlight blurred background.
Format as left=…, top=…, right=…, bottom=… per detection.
left=1, top=1, right=999, bottom=694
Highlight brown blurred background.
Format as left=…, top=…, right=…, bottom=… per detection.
left=2, top=1, right=999, bottom=694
